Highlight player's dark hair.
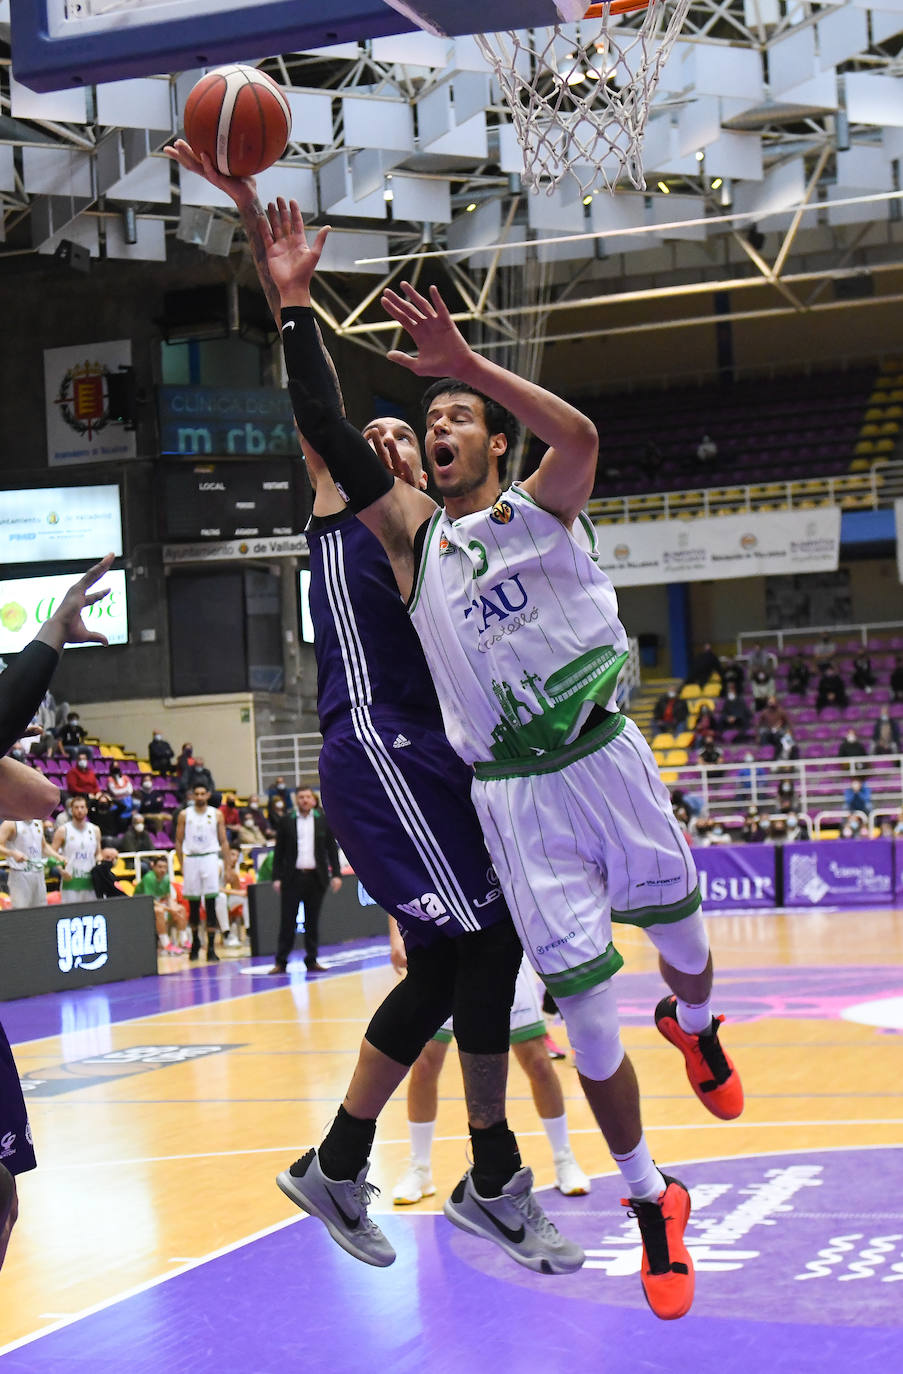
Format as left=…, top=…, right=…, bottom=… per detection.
left=421, top=378, right=520, bottom=481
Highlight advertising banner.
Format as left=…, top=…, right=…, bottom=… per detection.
left=163, top=535, right=307, bottom=564
left=896, top=499, right=903, bottom=584
left=895, top=839, right=903, bottom=900
left=0, top=568, right=128, bottom=654
left=784, top=839, right=894, bottom=908
left=692, top=844, right=776, bottom=912
left=157, top=386, right=300, bottom=457
left=594, top=507, right=841, bottom=588
left=44, top=340, right=137, bottom=467
left=0, top=896, right=157, bottom=1000
left=0, top=485, right=122, bottom=565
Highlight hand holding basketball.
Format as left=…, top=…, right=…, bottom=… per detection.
left=164, top=138, right=258, bottom=212
left=183, top=64, right=291, bottom=178
left=382, top=282, right=472, bottom=377
left=261, top=198, right=330, bottom=305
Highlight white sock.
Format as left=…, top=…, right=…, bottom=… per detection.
left=541, top=1113, right=571, bottom=1157
left=158, top=933, right=168, bottom=949
left=409, top=1120, right=436, bottom=1170
left=676, top=997, right=713, bottom=1035
left=612, top=1138, right=665, bottom=1202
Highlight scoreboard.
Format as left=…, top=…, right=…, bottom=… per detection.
left=161, top=461, right=305, bottom=541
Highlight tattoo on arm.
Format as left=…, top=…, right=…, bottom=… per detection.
left=242, top=200, right=282, bottom=321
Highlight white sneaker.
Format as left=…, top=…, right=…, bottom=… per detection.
left=224, top=932, right=241, bottom=948
left=554, top=1148, right=591, bottom=1196
left=392, top=1160, right=435, bottom=1205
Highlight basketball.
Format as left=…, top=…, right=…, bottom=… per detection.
left=183, top=64, right=292, bottom=178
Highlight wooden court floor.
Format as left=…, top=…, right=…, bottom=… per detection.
left=0, top=908, right=901, bottom=1370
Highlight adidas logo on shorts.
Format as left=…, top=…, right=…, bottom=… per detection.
left=392, top=734, right=411, bottom=750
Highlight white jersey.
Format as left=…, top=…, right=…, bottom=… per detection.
left=8, top=821, right=44, bottom=871
left=59, top=821, right=98, bottom=876
left=409, top=484, right=629, bottom=765
left=182, top=805, right=220, bottom=855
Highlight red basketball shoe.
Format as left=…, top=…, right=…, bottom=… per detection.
left=655, top=994, right=743, bottom=1120
left=623, top=1175, right=694, bottom=1321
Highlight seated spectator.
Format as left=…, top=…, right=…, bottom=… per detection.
left=838, top=728, right=867, bottom=761
left=757, top=696, right=789, bottom=748
left=267, top=777, right=291, bottom=823
left=692, top=703, right=718, bottom=746
left=182, top=756, right=218, bottom=804
left=92, top=846, right=127, bottom=898
left=747, top=642, right=777, bottom=678
left=673, top=803, right=691, bottom=840
left=718, top=685, right=751, bottom=739
left=844, top=777, right=873, bottom=815
left=688, top=813, right=713, bottom=844
left=766, top=815, right=788, bottom=844
left=148, top=730, right=175, bottom=776
left=670, top=786, right=703, bottom=818
left=119, top=815, right=155, bottom=854
left=245, top=793, right=271, bottom=835
left=873, top=721, right=900, bottom=757
left=776, top=777, right=796, bottom=813
left=773, top=728, right=799, bottom=763
left=737, top=750, right=766, bottom=801
left=750, top=666, right=776, bottom=711
left=106, top=763, right=134, bottom=831
left=135, top=777, right=173, bottom=834
left=653, top=686, right=689, bottom=733
left=740, top=807, right=766, bottom=843
left=220, top=794, right=241, bottom=830
left=698, top=734, right=723, bottom=769
left=784, top=812, right=810, bottom=842
left=719, top=657, right=744, bottom=694
left=87, top=792, right=117, bottom=839
left=29, top=690, right=59, bottom=758
left=872, top=707, right=901, bottom=751
left=176, top=741, right=194, bottom=777
left=269, top=794, right=288, bottom=827
left=851, top=651, right=876, bottom=694
left=697, top=433, right=718, bottom=464
left=686, top=642, right=721, bottom=690
left=787, top=653, right=811, bottom=696
left=56, top=711, right=88, bottom=759
left=65, top=750, right=101, bottom=799
left=891, top=656, right=903, bottom=703
left=816, top=661, right=848, bottom=713
left=237, top=809, right=267, bottom=846
left=813, top=632, right=837, bottom=667
left=877, top=817, right=895, bottom=838
left=841, top=813, right=866, bottom=840
left=135, top=854, right=189, bottom=955
left=706, top=819, right=732, bottom=846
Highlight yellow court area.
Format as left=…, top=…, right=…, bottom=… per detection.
left=1, top=909, right=903, bottom=1354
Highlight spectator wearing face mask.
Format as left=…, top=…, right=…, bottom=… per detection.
left=92, top=846, right=127, bottom=899
left=787, top=654, right=811, bottom=697
left=706, top=820, right=732, bottom=846
left=119, top=814, right=155, bottom=854
left=266, top=777, right=291, bottom=823
left=851, top=651, right=876, bottom=694
left=55, top=711, right=87, bottom=759
left=783, top=812, right=810, bottom=842
left=269, top=794, right=288, bottom=827
left=872, top=708, right=900, bottom=753
left=653, top=687, right=688, bottom=732
left=65, top=750, right=101, bottom=800
left=740, top=808, right=766, bottom=843
left=844, top=777, right=872, bottom=816
left=237, top=810, right=267, bottom=846
left=106, top=763, right=134, bottom=831
left=135, top=776, right=173, bottom=834
left=148, top=730, right=175, bottom=776
left=838, top=728, right=867, bottom=761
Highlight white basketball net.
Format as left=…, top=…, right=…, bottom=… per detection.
left=475, top=1, right=692, bottom=197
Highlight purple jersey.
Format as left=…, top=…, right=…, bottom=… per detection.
left=307, top=510, right=442, bottom=736
left=306, top=508, right=510, bottom=943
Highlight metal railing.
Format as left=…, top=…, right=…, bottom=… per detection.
left=587, top=461, right=899, bottom=525
left=658, top=750, right=903, bottom=821
left=737, top=620, right=903, bottom=653
left=255, top=732, right=323, bottom=794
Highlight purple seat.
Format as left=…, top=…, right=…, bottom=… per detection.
left=153, top=832, right=175, bottom=849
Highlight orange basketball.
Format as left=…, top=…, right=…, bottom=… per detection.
left=184, top=64, right=291, bottom=178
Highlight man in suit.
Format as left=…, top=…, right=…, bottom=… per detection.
left=269, top=787, right=342, bottom=974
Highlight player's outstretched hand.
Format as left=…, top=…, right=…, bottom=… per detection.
left=364, top=426, right=416, bottom=488
left=37, top=554, right=116, bottom=653
left=163, top=139, right=258, bottom=213
left=382, top=282, right=471, bottom=377
left=260, top=198, right=330, bottom=305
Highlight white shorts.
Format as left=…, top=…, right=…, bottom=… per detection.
left=471, top=716, right=700, bottom=1000
left=434, top=955, right=545, bottom=1045
left=7, top=870, right=47, bottom=909
left=182, top=854, right=220, bottom=899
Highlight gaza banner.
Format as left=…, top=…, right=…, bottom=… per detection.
left=594, top=507, right=841, bottom=587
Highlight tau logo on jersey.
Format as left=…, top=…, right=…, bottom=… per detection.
left=490, top=499, right=515, bottom=525
left=439, top=533, right=453, bottom=555
left=57, top=914, right=109, bottom=973
left=463, top=575, right=530, bottom=635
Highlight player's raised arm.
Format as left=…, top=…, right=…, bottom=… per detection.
left=262, top=200, right=434, bottom=598
left=382, top=281, right=599, bottom=527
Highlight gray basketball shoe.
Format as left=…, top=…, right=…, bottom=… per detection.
left=443, top=1166, right=585, bottom=1274
left=276, top=1147, right=396, bottom=1267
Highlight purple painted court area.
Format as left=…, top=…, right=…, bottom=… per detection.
left=5, top=1149, right=901, bottom=1374
left=0, top=937, right=390, bottom=1044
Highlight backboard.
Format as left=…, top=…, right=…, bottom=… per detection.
left=11, top=0, right=565, bottom=92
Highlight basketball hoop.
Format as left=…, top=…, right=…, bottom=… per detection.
left=475, top=0, right=692, bottom=196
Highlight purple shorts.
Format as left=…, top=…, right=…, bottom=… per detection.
left=0, top=1023, right=35, bottom=1176
left=319, top=713, right=508, bottom=945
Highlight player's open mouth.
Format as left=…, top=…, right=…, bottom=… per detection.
left=433, top=442, right=455, bottom=468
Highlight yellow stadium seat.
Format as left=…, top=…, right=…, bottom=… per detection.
left=660, top=770, right=678, bottom=785
left=680, top=684, right=702, bottom=700
left=864, top=408, right=885, bottom=422
left=664, top=749, right=689, bottom=766
left=653, top=750, right=667, bottom=766
left=886, top=405, right=903, bottom=419
left=696, top=697, right=716, bottom=712
left=674, top=731, right=695, bottom=748
left=875, top=438, right=895, bottom=453
left=860, top=423, right=880, bottom=437
left=849, top=457, right=870, bottom=472
left=854, top=440, right=875, bottom=456
left=879, top=421, right=900, bottom=436
left=652, top=733, right=676, bottom=749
